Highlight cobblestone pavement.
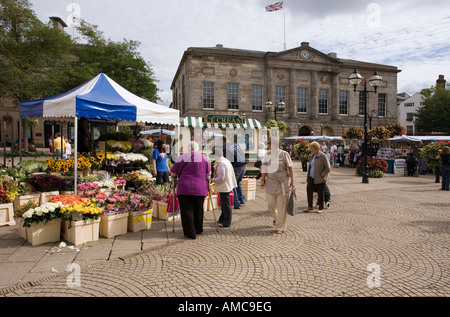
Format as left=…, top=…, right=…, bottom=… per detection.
left=0, top=164, right=449, bottom=297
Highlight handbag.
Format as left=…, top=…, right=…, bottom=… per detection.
left=254, top=160, right=262, bottom=168
left=286, top=188, right=298, bottom=216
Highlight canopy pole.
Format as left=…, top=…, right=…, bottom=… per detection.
left=19, top=118, right=23, bottom=163
left=74, top=117, right=78, bottom=195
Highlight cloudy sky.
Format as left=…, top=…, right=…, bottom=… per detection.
left=30, top=0, right=450, bottom=106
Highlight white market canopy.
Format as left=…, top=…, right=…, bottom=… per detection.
left=180, top=116, right=264, bottom=129
left=18, top=73, right=179, bottom=195
left=284, top=136, right=343, bottom=141
left=19, top=73, right=179, bottom=126
left=387, top=135, right=450, bottom=142
left=140, top=129, right=175, bottom=136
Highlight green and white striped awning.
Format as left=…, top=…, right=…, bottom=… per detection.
left=180, top=116, right=264, bottom=129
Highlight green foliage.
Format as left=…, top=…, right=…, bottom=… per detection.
left=0, top=0, right=74, bottom=103
left=0, top=1, right=161, bottom=105
left=293, top=139, right=311, bottom=162
left=265, top=120, right=288, bottom=136
left=420, top=141, right=450, bottom=172
left=415, top=85, right=450, bottom=135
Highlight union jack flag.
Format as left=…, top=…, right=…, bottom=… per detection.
left=265, top=1, right=283, bottom=12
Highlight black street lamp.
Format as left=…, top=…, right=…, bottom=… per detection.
left=348, top=68, right=383, bottom=184
left=265, top=99, right=285, bottom=121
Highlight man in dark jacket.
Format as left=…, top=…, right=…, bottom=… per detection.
left=223, top=136, right=247, bottom=209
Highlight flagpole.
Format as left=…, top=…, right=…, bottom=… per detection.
left=283, top=5, right=286, bottom=50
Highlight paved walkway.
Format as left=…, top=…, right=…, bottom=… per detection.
left=0, top=162, right=449, bottom=297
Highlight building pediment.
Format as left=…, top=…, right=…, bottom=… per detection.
left=267, top=42, right=342, bottom=65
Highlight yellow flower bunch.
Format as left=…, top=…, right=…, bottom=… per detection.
left=60, top=202, right=103, bottom=221
left=46, top=158, right=75, bottom=173
left=47, top=153, right=105, bottom=174
left=107, top=140, right=132, bottom=152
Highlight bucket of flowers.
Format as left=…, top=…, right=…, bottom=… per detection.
left=355, top=157, right=388, bottom=178
left=92, top=189, right=130, bottom=238
left=20, top=201, right=65, bottom=246
left=55, top=195, right=103, bottom=245
left=0, top=176, right=19, bottom=226
left=127, top=193, right=153, bottom=232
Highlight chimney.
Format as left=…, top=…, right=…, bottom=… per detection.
left=436, top=75, right=446, bottom=89
left=50, top=17, right=68, bottom=32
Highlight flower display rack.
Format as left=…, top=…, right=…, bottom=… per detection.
left=128, top=209, right=152, bottom=232
left=62, top=219, right=101, bottom=245
left=0, top=203, right=15, bottom=227
left=26, top=218, right=62, bottom=246
left=99, top=212, right=129, bottom=238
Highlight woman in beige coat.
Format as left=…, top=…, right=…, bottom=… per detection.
left=304, top=141, right=330, bottom=213
left=260, top=138, right=295, bottom=234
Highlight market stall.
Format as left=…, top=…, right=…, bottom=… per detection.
left=19, top=73, right=180, bottom=192
left=4, top=73, right=180, bottom=244
left=377, top=135, right=422, bottom=174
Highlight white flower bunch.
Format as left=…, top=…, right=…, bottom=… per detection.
left=141, top=139, right=153, bottom=147
left=118, top=153, right=148, bottom=163
left=22, top=201, right=65, bottom=219
left=95, top=180, right=116, bottom=189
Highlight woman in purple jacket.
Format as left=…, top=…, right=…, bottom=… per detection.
left=170, top=141, right=211, bottom=239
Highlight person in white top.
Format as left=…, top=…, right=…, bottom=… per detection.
left=212, top=147, right=237, bottom=227
left=65, top=141, right=72, bottom=159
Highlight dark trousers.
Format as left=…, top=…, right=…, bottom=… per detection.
left=177, top=195, right=205, bottom=239
left=307, top=176, right=325, bottom=210
left=218, top=192, right=232, bottom=227
left=233, top=165, right=246, bottom=207
left=156, top=171, right=170, bottom=185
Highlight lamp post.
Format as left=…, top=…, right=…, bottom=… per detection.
left=348, top=68, right=382, bottom=184
left=265, top=100, right=285, bottom=121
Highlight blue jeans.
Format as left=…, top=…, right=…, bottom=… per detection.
left=441, top=165, right=450, bottom=190
left=233, top=165, right=246, bottom=208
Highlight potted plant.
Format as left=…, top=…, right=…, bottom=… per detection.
left=93, top=189, right=130, bottom=238
left=58, top=198, right=103, bottom=245
left=26, top=173, right=66, bottom=204
left=127, top=193, right=153, bottom=232
left=355, top=158, right=388, bottom=178
left=0, top=175, right=20, bottom=226
left=294, top=138, right=311, bottom=171
left=20, top=201, right=65, bottom=246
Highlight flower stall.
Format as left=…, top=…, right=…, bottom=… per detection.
left=14, top=74, right=182, bottom=246
left=0, top=173, right=20, bottom=226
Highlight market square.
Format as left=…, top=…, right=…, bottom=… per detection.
left=0, top=161, right=448, bottom=298
left=1, top=0, right=449, bottom=302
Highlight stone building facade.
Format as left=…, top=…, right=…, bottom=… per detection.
left=171, top=42, right=400, bottom=137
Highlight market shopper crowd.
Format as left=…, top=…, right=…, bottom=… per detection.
left=160, top=135, right=450, bottom=239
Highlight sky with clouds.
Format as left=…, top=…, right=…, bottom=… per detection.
left=29, top=0, right=450, bottom=106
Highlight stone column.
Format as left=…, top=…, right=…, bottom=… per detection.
left=331, top=73, right=339, bottom=121
left=310, top=71, right=318, bottom=120
left=289, top=69, right=296, bottom=118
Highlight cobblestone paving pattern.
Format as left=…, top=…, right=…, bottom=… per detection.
left=1, top=170, right=449, bottom=297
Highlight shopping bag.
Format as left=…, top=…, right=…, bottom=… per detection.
left=286, top=188, right=298, bottom=216
left=217, top=191, right=234, bottom=207
left=167, top=193, right=180, bottom=214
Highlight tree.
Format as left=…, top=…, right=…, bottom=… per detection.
left=0, top=0, right=74, bottom=105
left=0, top=1, right=161, bottom=105
left=415, top=85, right=450, bottom=135
left=68, top=20, right=160, bottom=102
